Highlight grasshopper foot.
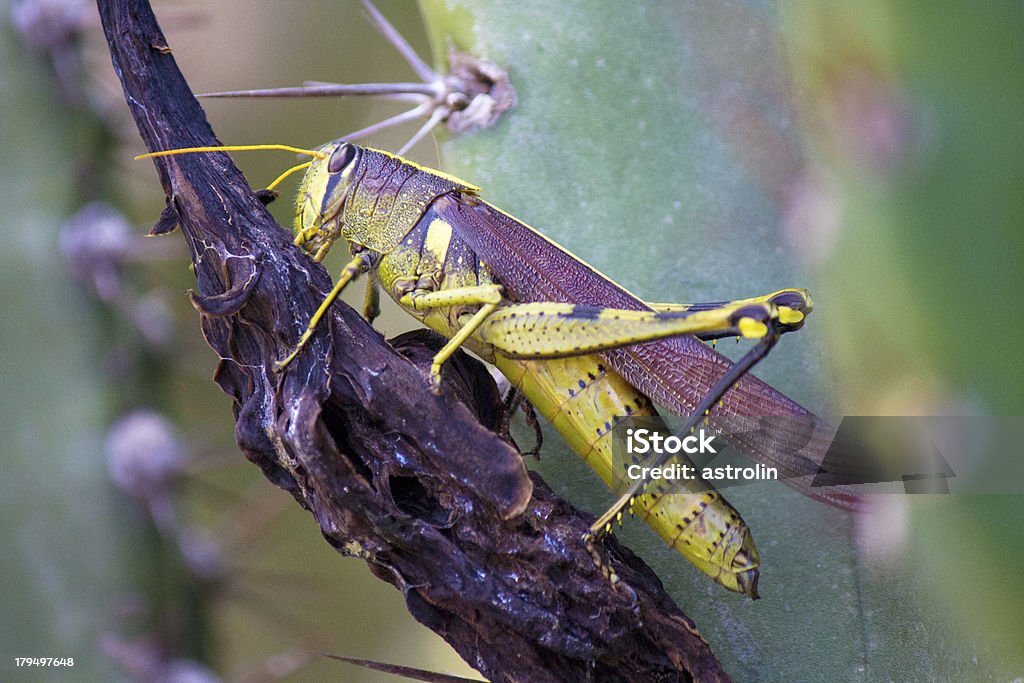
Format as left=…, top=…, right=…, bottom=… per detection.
left=584, top=531, right=640, bottom=611
left=275, top=337, right=309, bottom=373
left=275, top=326, right=322, bottom=372
left=428, top=364, right=444, bottom=395
left=274, top=351, right=297, bottom=373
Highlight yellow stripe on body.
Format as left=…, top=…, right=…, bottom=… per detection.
left=422, top=218, right=454, bottom=264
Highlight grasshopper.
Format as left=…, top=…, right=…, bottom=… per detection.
left=139, top=3, right=862, bottom=599
left=144, top=139, right=862, bottom=598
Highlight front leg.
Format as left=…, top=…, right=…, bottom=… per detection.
left=363, top=276, right=381, bottom=323
left=276, top=251, right=374, bottom=371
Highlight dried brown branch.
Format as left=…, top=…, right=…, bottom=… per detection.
left=97, top=1, right=730, bottom=680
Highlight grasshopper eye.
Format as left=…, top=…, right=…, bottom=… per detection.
left=327, top=143, right=356, bottom=173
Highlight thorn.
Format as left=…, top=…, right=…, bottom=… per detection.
left=360, top=0, right=437, bottom=84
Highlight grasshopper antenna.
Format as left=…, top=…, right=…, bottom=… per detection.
left=135, top=144, right=328, bottom=191
left=197, top=0, right=515, bottom=154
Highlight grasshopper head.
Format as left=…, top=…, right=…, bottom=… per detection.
left=294, top=141, right=362, bottom=262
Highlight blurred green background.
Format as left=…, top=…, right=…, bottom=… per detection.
left=2, top=0, right=1021, bottom=681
